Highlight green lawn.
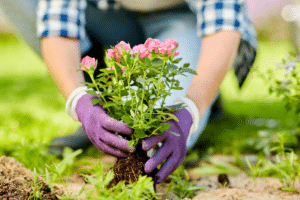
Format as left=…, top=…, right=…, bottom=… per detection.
left=0, top=34, right=79, bottom=153
left=0, top=33, right=297, bottom=157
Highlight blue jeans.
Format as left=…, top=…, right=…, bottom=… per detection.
left=137, top=9, right=218, bottom=151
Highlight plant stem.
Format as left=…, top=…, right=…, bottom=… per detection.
left=113, top=66, right=123, bottom=109
left=89, top=73, right=111, bottom=113
left=150, top=61, right=166, bottom=117
left=139, top=70, right=147, bottom=128
left=127, top=74, right=134, bottom=110
left=161, top=74, right=175, bottom=110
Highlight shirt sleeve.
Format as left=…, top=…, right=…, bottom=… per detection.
left=36, top=0, right=87, bottom=39
left=186, top=0, right=257, bottom=49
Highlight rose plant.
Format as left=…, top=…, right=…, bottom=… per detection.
left=80, top=38, right=197, bottom=147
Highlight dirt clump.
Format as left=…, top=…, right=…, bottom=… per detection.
left=107, top=145, right=158, bottom=190
left=0, top=156, right=64, bottom=200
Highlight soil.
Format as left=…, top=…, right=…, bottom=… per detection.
left=107, top=144, right=158, bottom=190
left=2, top=154, right=300, bottom=200
left=190, top=173, right=300, bottom=200
left=0, top=156, right=64, bottom=200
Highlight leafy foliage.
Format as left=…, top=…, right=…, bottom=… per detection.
left=81, top=40, right=197, bottom=145
left=256, top=53, right=300, bottom=126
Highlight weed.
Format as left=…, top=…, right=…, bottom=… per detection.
left=24, top=168, right=43, bottom=200
left=11, top=139, right=57, bottom=173
left=247, top=131, right=300, bottom=192
left=46, top=147, right=83, bottom=182
left=165, top=168, right=204, bottom=199
left=45, top=163, right=85, bottom=199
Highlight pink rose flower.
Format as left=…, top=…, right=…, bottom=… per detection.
left=158, top=39, right=179, bottom=56
left=162, top=39, right=178, bottom=49
left=115, top=41, right=131, bottom=53
left=107, top=49, right=114, bottom=60
left=158, top=43, right=172, bottom=56
left=81, top=56, right=97, bottom=70
left=144, top=38, right=161, bottom=53
left=114, top=41, right=131, bottom=63
left=133, top=44, right=149, bottom=59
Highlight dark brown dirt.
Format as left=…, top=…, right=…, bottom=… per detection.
left=0, top=156, right=64, bottom=200
left=107, top=145, right=158, bottom=191
left=217, top=174, right=230, bottom=187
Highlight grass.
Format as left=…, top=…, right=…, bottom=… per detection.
left=0, top=34, right=79, bottom=152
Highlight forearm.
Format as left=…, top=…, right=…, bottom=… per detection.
left=185, top=30, right=241, bottom=118
left=41, top=37, right=85, bottom=99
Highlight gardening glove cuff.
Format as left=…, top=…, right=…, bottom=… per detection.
left=174, top=97, right=199, bottom=142
left=66, top=86, right=99, bottom=121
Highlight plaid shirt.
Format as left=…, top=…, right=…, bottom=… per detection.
left=37, top=0, right=257, bottom=49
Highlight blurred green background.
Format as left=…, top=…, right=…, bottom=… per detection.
left=0, top=4, right=299, bottom=157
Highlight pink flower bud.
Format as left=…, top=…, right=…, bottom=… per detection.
left=106, top=66, right=114, bottom=70
left=107, top=49, right=114, bottom=60
left=81, top=56, right=97, bottom=70
left=115, top=41, right=131, bottom=53
left=174, top=51, right=180, bottom=57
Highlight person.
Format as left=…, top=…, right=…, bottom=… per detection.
left=0, top=0, right=257, bottom=183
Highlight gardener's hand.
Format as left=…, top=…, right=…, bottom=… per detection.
left=76, top=94, right=135, bottom=157
left=142, top=107, right=193, bottom=183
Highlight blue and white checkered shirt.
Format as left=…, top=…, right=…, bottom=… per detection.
left=37, top=0, right=257, bottom=50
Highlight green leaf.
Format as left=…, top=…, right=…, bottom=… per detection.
left=150, top=68, right=160, bottom=73
left=86, top=90, right=97, bottom=96
left=100, top=68, right=115, bottom=74
left=167, top=65, right=178, bottom=71
left=183, top=63, right=190, bottom=68
left=91, top=98, right=100, bottom=105
left=130, top=110, right=136, bottom=118
left=78, top=182, right=85, bottom=196
left=171, top=86, right=184, bottom=90
left=137, top=77, right=146, bottom=84
left=145, top=56, right=152, bottom=68
left=33, top=168, right=37, bottom=183
left=124, top=68, right=139, bottom=74
left=135, top=129, right=146, bottom=138
left=161, top=90, right=170, bottom=96
left=181, top=68, right=198, bottom=75
left=138, top=104, right=148, bottom=112
left=45, top=168, right=53, bottom=192
left=166, top=113, right=179, bottom=122
left=121, top=115, right=133, bottom=124
left=173, top=58, right=183, bottom=64
left=152, top=58, right=163, bottom=67
left=96, top=77, right=108, bottom=83
left=146, top=78, right=157, bottom=83
left=160, top=123, right=171, bottom=131
left=128, top=140, right=135, bottom=147
left=103, top=102, right=116, bottom=109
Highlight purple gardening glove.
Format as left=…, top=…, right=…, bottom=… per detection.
left=142, top=107, right=193, bottom=183
left=76, top=94, right=135, bottom=157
